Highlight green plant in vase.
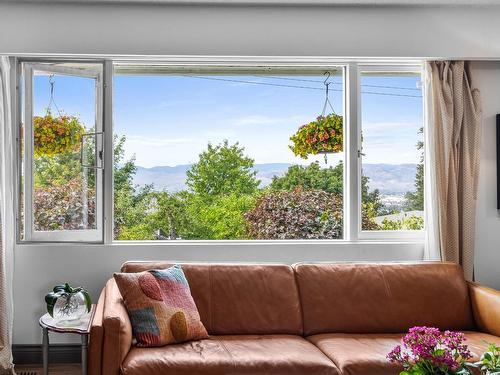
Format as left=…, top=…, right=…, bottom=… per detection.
left=289, top=113, right=343, bottom=159
left=45, top=283, right=92, bottom=325
left=469, top=343, right=500, bottom=374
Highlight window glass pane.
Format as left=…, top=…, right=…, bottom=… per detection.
left=33, top=74, right=96, bottom=231
left=21, top=63, right=102, bottom=241
left=113, top=70, right=345, bottom=240
left=360, top=70, right=424, bottom=231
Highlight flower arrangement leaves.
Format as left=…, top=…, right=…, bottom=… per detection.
left=387, top=326, right=473, bottom=375
left=470, top=343, right=500, bottom=374
left=289, top=114, right=343, bottom=159
left=34, top=113, right=85, bottom=157
left=45, top=282, right=92, bottom=318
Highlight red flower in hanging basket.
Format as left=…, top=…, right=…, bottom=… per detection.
left=33, top=113, right=86, bottom=157
left=289, top=113, right=343, bottom=159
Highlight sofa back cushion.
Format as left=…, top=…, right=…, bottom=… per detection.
left=294, top=262, right=475, bottom=336
left=121, top=262, right=303, bottom=335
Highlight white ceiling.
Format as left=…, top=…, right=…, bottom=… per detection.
left=1, top=0, right=499, bottom=5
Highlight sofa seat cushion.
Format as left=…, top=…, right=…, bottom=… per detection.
left=121, top=334, right=340, bottom=375
left=307, top=331, right=500, bottom=375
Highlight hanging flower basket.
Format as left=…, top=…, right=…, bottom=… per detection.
left=289, top=113, right=343, bottom=159
left=34, top=113, right=85, bottom=157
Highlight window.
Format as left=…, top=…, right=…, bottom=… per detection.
left=19, top=62, right=104, bottom=242
left=113, top=68, right=345, bottom=240
left=359, top=67, right=424, bottom=235
left=15, top=60, right=424, bottom=243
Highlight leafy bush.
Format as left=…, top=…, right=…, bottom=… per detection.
left=380, top=214, right=424, bottom=230
left=114, top=185, right=158, bottom=240
left=289, top=114, right=343, bottom=158
left=34, top=113, right=85, bottom=157
left=34, top=177, right=95, bottom=231
left=182, top=193, right=257, bottom=240
left=246, top=188, right=379, bottom=239
left=245, top=188, right=342, bottom=239
left=470, top=342, right=500, bottom=374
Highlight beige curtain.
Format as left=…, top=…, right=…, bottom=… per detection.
left=427, top=61, right=482, bottom=281
left=0, top=56, right=15, bottom=374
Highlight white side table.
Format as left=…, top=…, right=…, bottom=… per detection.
left=38, top=305, right=95, bottom=375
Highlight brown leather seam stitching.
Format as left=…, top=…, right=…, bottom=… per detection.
left=380, top=267, right=393, bottom=300
left=209, top=264, right=213, bottom=333
left=215, top=337, right=236, bottom=370
left=291, top=264, right=306, bottom=336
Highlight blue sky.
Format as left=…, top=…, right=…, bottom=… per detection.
left=33, top=72, right=423, bottom=168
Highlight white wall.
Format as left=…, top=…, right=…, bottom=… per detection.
left=2, top=2, right=500, bottom=345
left=13, top=242, right=423, bottom=344
left=471, top=61, right=500, bottom=291
left=1, top=3, right=500, bottom=58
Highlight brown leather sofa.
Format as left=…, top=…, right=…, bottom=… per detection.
left=89, top=262, right=500, bottom=375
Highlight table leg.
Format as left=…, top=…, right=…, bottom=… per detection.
left=81, top=334, right=88, bottom=375
left=42, top=327, right=49, bottom=375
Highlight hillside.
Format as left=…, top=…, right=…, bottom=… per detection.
left=133, top=163, right=418, bottom=194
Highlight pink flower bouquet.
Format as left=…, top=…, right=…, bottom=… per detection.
left=387, top=326, right=473, bottom=375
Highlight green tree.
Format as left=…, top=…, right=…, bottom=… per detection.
left=270, top=161, right=343, bottom=194
left=183, top=193, right=257, bottom=240
left=186, top=140, right=260, bottom=200
left=113, top=135, right=158, bottom=239
left=116, top=139, right=260, bottom=240
left=116, top=190, right=189, bottom=240
left=270, top=161, right=382, bottom=215
left=362, top=175, right=383, bottom=215
left=405, top=127, right=424, bottom=211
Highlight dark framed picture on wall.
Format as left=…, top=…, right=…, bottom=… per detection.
left=497, top=114, right=500, bottom=209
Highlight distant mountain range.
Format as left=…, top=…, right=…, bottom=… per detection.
left=133, top=163, right=418, bottom=195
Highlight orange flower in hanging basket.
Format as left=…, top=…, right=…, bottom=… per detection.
left=289, top=113, right=343, bottom=159
left=33, top=113, right=85, bottom=157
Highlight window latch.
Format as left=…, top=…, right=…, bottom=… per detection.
left=357, top=150, right=365, bottom=158
left=80, top=132, right=104, bottom=170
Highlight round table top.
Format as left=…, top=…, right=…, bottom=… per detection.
left=39, top=305, right=95, bottom=335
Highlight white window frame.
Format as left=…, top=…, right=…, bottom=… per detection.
left=14, top=57, right=425, bottom=244
left=355, top=63, right=425, bottom=241
left=20, top=61, right=105, bottom=243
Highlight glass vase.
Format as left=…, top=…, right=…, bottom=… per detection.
left=53, top=292, right=87, bottom=326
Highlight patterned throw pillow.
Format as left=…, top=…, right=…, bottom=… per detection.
left=113, top=265, right=208, bottom=347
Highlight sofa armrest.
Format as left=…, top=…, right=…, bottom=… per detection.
left=468, top=281, right=500, bottom=337
left=102, top=278, right=133, bottom=375
left=88, top=288, right=105, bottom=375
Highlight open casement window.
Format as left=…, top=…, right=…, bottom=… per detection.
left=21, top=62, right=104, bottom=242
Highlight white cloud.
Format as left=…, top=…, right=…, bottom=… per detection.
left=121, top=120, right=422, bottom=168
left=123, top=136, right=206, bottom=167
